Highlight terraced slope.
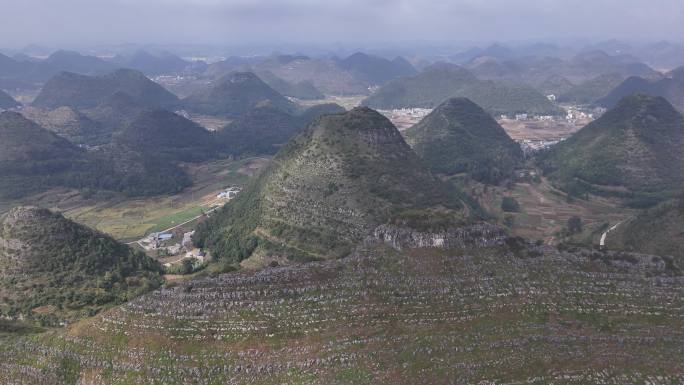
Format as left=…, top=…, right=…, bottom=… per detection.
left=538, top=94, right=684, bottom=199
left=0, top=206, right=163, bottom=325
left=404, top=98, right=523, bottom=183
left=194, top=107, right=470, bottom=263
left=0, top=241, right=682, bottom=383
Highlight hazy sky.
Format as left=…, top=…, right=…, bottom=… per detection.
left=1, top=0, right=682, bottom=48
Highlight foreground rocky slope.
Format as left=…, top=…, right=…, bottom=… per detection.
left=1, top=238, right=682, bottom=384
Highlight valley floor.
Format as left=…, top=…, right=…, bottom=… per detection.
left=0, top=157, right=270, bottom=242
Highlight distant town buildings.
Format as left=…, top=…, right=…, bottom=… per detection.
left=217, top=186, right=241, bottom=199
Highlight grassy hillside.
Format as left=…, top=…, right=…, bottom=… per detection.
left=607, top=196, right=684, bottom=261
left=362, top=63, right=560, bottom=116
left=539, top=94, right=684, bottom=200
left=404, top=97, right=523, bottom=183
left=194, top=107, right=471, bottom=264
left=0, top=206, right=163, bottom=325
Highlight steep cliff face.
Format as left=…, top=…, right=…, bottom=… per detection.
left=369, top=223, right=506, bottom=251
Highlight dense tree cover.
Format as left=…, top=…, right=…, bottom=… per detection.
left=0, top=207, right=163, bottom=325
left=501, top=197, right=521, bottom=213
left=403, top=97, right=523, bottom=184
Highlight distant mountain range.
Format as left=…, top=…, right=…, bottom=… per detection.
left=336, top=52, right=418, bottom=85
left=597, top=66, right=684, bottom=113
left=182, top=71, right=297, bottom=117
left=0, top=49, right=192, bottom=85
left=109, top=50, right=190, bottom=76
left=363, top=62, right=560, bottom=116
left=32, top=69, right=179, bottom=109
left=464, top=50, right=658, bottom=97
left=203, top=52, right=418, bottom=96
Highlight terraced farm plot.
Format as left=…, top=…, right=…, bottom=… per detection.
left=1, top=243, right=682, bottom=384
left=471, top=178, right=633, bottom=244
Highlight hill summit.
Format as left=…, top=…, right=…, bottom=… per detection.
left=539, top=94, right=684, bottom=199
left=194, top=107, right=472, bottom=264
left=182, top=71, right=297, bottom=117
left=404, top=97, right=523, bottom=183
left=32, top=69, right=179, bottom=109
left=0, top=206, right=163, bottom=324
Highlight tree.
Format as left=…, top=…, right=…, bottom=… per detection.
left=567, top=216, right=583, bottom=234
left=501, top=197, right=520, bottom=213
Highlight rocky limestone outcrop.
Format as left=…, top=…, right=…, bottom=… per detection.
left=368, top=222, right=506, bottom=251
